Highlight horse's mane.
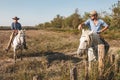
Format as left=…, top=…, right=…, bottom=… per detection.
left=81, top=29, right=92, bottom=36
left=82, top=29, right=99, bottom=37
left=81, top=29, right=100, bottom=46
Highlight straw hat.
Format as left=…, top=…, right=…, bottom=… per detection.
left=90, top=10, right=98, bottom=16
left=12, top=16, right=20, bottom=20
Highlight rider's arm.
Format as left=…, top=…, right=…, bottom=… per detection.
left=99, top=26, right=108, bottom=33
left=78, top=19, right=90, bottom=30
left=97, top=20, right=109, bottom=34
left=11, top=23, right=18, bottom=33
left=78, top=22, right=85, bottom=30
left=11, top=22, right=15, bottom=30
left=18, top=23, right=22, bottom=30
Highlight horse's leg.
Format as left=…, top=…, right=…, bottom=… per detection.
left=20, top=48, right=23, bottom=61
left=88, top=48, right=92, bottom=71
left=88, top=47, right=97, bottom=71
left=14, top=49, right=16, bottom=63
left=88, top=61, right=92, bottom=72
left=77, top=46, right=82, bottom=57
left=77, top=48, right=80, bottom=56
left=84, top=50, right=89, bottom=80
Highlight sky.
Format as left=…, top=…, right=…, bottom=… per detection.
left=0, top=0, right=118, bottom=26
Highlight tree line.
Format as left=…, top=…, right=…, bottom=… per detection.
left=36, top=1, right=120, bottom=30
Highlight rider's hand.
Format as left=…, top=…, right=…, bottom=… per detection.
left=78, top=24, right=82, bottom=30
left=78, top=26, right=80, bottom=30
left=13, top=30, right=18, bottom=33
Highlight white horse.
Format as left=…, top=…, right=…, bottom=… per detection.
left=77, top=29, right=102, bottom=62
left=12, top=30, right=25, bottom=63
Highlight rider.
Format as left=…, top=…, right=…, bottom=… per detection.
left=5, top=16, right=28, bottom=52
left=78, top=10, right=109, bottom=53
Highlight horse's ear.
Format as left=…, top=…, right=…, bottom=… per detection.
left=82, top=29, right=85, bottom=33
left=23, top=29, right=25, bottom=31
left=23, top=29, right=25, bottom=32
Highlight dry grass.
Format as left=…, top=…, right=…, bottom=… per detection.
left=0, top=29, right=120, bottom=80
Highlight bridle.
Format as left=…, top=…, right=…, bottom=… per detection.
left=79, top=34, right=92, bottom=50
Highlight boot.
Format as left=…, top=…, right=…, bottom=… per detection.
left=23, top=43, right=28, bottom=49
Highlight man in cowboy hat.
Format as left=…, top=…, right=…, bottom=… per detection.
left=5, top=16, right=28, bottom=52
left=78, top=10, right=109, bottom=53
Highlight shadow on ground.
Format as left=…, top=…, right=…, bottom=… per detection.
left=16, top=50, right=82, bottom=65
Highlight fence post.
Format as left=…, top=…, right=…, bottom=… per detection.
left=33, top=75, right=41, bottom=80
left=84, top=52, right=89, bottom=80
left=33, top=75, right=38, bottom=80
left=70, top=66, right=78, bottom=80
left=110, top=54, right=115, bottom=63
left=115, top=54, right=119, bottom=72
left=98, top=44, right=105, bottom=80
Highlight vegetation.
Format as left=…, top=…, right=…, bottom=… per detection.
left=0, top=30, right=120, bottom=80
left=35, top=2, right=120, bottom=31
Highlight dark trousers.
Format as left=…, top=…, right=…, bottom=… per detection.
left=99, top=37, right=110, bottom=54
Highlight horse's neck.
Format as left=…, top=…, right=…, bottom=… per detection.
left=16, top=34, right=20, bottom=38
left=14, top=33, right=24, bottom=43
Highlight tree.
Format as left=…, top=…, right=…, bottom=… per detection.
left=82, top=12, right=90, bottom=21
left=44, top=22, right=52, bottom=28
left=51, top=15, right=63, bottom=28
left=100, top=11, right=112, bottom=27
left=72, top=8, right=82, bottom=29
left=110, top=1, right=120, bottom=29
left=36, top=23, right=44, bottom=28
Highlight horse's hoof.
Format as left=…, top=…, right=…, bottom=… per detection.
left=14, top=61, right=16, bottom=64
left=5, top=49, right=8, bottom=52
left=24, top=46, right=28, bottom=50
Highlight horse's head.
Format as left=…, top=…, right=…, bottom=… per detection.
left=16, top=30, right=26, bottom=44
left=18, top=30, right=25, bottom=37
left=77, top=29, right=93, bottom=55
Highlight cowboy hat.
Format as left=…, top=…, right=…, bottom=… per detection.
left=90, top=10, right=98, bottom=16
left=12, top=16, right=20, bottom=20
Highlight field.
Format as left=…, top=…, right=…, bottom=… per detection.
left=0, top=29, right=120, bottom=80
